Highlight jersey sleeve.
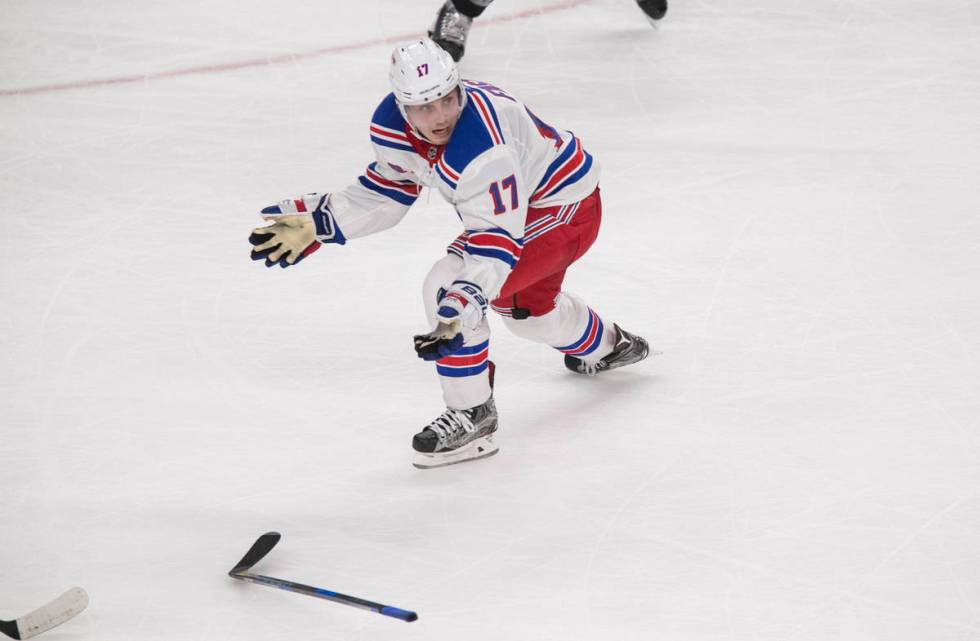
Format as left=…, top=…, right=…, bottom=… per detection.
left=312, top=94, right=422, bottom=245
left=315, top=157, right=421, bottom=244
left=451, top=147, right=528, bottom=299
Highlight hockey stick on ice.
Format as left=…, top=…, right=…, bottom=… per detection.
left=0, top=588, right=89, bottom=640
left=228, top=532, right=418, bottom=622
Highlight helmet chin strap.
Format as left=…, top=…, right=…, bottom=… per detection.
left=408, top=119, right=438, bottom=144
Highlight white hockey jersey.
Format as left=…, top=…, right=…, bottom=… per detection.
left=315, top=79, right=601, bottom=302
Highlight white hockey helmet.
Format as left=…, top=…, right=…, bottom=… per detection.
left=389, top=38, right=466, bottom=115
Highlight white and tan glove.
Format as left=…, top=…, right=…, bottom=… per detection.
left=248, top=193, right=326, bottom=268
left=413, top=281, right=487, bottom=360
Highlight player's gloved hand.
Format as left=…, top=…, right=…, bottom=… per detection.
left=413, top=282, right=487, bottom=360
left=249, top=193, right=326, bottom=268
left=413, top=320, right=465, bottom=361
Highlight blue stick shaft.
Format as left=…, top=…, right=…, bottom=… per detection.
left=232, top=572, right=418, bottom=622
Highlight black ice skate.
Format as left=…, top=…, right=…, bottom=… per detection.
left=428, top=0, right=472, bottom=62
left=564, top=324, right=652, bottom=376
left=412, top=396, right=499, bottom=469
left=636, top=0, right=667, bottom=22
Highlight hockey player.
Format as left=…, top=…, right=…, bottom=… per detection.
left=430, top=0, right=668, bottom=61
left=249, top=39, right=652, bottom=469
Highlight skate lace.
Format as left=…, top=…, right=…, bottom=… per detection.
left=429, top=408, right=476, bottom=445
left=433, top=3, right=471, bottom=43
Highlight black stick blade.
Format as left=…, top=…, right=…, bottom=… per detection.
left=0, top=618, right=19, bottom=640
left=229, top=532, right=281, bottom=576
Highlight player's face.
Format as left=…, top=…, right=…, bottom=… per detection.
left=404, top=89, right=462, bottom=145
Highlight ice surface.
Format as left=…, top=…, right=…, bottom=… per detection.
left=2, top=1, right=979, bottom=639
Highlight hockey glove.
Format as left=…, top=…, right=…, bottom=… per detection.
left=414, top=320, right=465, bottom=361
left=413, top=281, right=487, bottom=361
left=249, top=193, right=326, bottom=268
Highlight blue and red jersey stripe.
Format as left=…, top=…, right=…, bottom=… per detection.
left=358, top=162, right=420, bottom=206
left=435, top=156, right=460, bottom=190
left=532, top=135, right=593, bottom=203
left=465, top=228, right=523, bottom=269
left=524, top=202, right=580, bottom=242
left=465, top=86, right=505, bottom=146
left=447, top=233, right=468, bottom=259
left=369, top=123, right=415, bottom=152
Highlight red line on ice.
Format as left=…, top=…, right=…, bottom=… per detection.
left=0, top=0, right=592, bottom=97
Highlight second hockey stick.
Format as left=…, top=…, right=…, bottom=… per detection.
left=228, top=532, right=418, bottom=623
left=0, top=588, right=88, bottom=640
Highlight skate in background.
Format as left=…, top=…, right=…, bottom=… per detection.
left=429, top=0, right=668, bottom=61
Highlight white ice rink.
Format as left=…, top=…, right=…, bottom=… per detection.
left=2, top=1, right=979, bottom=639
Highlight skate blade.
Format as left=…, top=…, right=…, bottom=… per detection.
left=413, top=437, right=499, bottom=469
